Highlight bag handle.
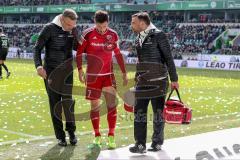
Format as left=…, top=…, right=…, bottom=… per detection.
left=167, top=88, right=182, bottom=102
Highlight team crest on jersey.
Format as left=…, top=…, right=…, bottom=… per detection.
left=106, top=35, right=113, bottom=41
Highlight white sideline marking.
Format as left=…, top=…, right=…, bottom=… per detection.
left=0, top=125, right=133, bottom=145
left=0, top=112, right=239, bottom=146
left=193, top=112, right=240, bottom=121
left=0, top=129, right=38, bottom=138
left=98, top=127, right=240, bottom=160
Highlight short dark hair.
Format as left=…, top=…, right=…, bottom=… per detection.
left=94, top=10, right=109, bottom=23
left=0, top=27, right=2, bottom=33
left=132, top=12, right=151, bottom=25
left=62, top=9, right=78, bottom=20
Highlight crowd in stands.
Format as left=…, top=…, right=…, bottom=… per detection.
left=0, top=0, right=90, bottom=6
left=0, top=0, right=160, bottom=5
left=12, top=0, right=240, bottom=6
left=2, top=25, right=39, bottom=51
left=1, top=0, right=240, bottom=58
left=1, top=22, right=240, bottom=57
left=169, top=25, right=226, bottom=55
left=121, top=23, right=240, bottom=56
left=1, top=24, right=91, bottom=52
left=1, top=23, right=134, bottom=52
left=220, top=46, right=240, bottom=55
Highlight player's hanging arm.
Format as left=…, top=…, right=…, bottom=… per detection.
left=113, top=43, right=128, bottom=86
left=76, top=35, right=88, bottom=84
left=34, top=25, right=51, bottom=79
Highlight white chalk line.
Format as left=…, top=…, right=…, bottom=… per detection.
left=0, top=112, right=240, bottom=145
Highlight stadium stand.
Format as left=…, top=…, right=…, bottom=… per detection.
left=0, top=0, right=91, bottom=6
left=1, top=22, right=240, bottom=56
left=0, top=0, right=160, bottom=5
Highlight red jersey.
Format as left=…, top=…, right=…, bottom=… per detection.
left=76, top=26, right=126, bottom=76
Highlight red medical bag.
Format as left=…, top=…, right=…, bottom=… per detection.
left=163, top=89, right=192, bottom=124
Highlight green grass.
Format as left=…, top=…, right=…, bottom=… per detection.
left=0, top=59, right=239, bottom=159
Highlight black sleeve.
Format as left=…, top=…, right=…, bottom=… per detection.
left=157, top=31, right=178, bottom=82
left=0, top=37, right=2, bottom=49
left=72, top=37, right=78, bottom=51
left=7, top=38, right=10, bottom=48
left=34, top=24, right=51, bottom=68
left=72, top=27, right=79, bottom=51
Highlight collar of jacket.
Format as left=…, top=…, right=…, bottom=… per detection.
left=138, top=23, right=159, bottom=47
left=136, top=29, right=157, bottom=49
left=139, top=23, right=158, bottom=40
left=52, top=14, right=67, bottom=32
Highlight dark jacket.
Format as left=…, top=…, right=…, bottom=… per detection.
left=0, top=34, right=9, bottom=51
left=34, top=23, right=78, bottom=69
left=135, top=29, right=178, bottom=82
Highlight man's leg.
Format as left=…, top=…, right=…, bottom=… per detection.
left=61, top=71, right=76, bottom=145
left=0, top=65, right=2, bottom=79
left=88, top=99, right=103, bottom=148
left=44, top=78, right=66, bottom=143
left=86, top=75, right=102, bottom=138
left=2, top=62, right=10, bottom=78
left=129, top=98, right=149, bottom=153
left=2, top=62, right=8, bottom=73
left=90, top=99, right=101, bottom=137
left=86, top=75, right=103, bottom=147
left=62, top=96, right=77, bottom=145
left=0, top=60, right=2, bottom=78
left=148, top=96, right=166, bottom=151
left=103, top=86, right=117, bottom=149
left=103, top=86, right=117, bottom=136
left=134, top=98, right=149, bottom=145
left=1, top=50, right=10, bottom=78
left=62, top=97, right=76, bottom=130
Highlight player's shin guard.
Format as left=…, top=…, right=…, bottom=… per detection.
left=90, top=110, right=101, bottom=137
left=107, top=106, right=117, bottom=136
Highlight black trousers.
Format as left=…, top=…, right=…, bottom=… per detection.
left=44, top=65, right=76, bottom=140
left=134, top=96, right=166, bottom=146
left=0, top=49, right=8, bottom=61
left=0, top=49, right=8, bottom=76
left=134, top=76, right=168, bottom=146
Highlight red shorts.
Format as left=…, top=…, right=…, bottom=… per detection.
left=86, top=74, right=116, bottom=100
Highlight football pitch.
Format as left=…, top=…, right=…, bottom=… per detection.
left=0, top=59, right=239, bottom=159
